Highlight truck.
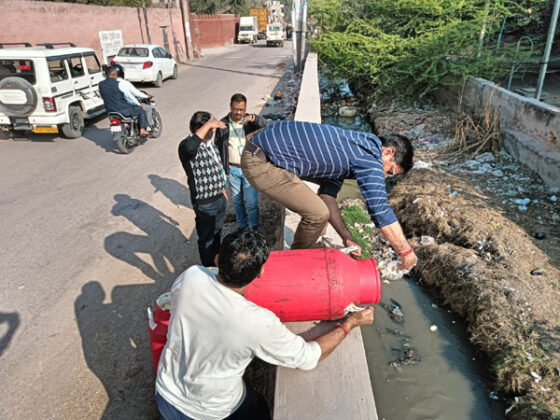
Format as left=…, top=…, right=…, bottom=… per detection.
left=266, top=23, right=285, bottom=47
left=237, top=16, right=258, bottom=44
left=250, top=8, right=268, bottom=40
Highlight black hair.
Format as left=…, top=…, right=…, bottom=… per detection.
left=113, top=63, right=125, bottom=79
left=189, top=111, right=211, bottom=133
left=104, top=65, right=118, bottom=77
left=230, top=93, right=247, bottom=105
left=379, top=134, right=414, bottom=174
left=218, top=227, right=270, bottom=288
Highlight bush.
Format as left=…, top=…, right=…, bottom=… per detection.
left=310, top=0, right=543, bottom=101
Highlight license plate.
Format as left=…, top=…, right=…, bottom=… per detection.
left=32, top=126, right=58, bottom=134
left=110, top=125, right=122, bottom=132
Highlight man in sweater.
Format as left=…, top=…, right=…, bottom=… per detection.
left=155, top=227, right=374, bottom=420
left=178, top=111, right=227, bottom=266
left=215, top=93, right=267, bottom=229
left=241, top=120, right=418, bottom=270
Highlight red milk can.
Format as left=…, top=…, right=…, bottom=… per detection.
left=147, top=249, right=381, bottom=370
left=245, top=248, right=380, bottom=322
left=147, top=293, right=171, bottom=372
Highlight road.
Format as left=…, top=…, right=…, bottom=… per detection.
left=0, top=41, right=292, bottom=419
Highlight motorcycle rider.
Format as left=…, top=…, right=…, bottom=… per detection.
left=99, top=66, right=149, bottom=137
left=113, top=64, right=154, bottom=128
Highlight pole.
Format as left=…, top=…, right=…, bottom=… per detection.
left=536, top=0, right=560, bottom=101
left=294, top=0, right=307, bottom=72
left=142, top=0, right=152, bottom=44
left=180, top=0, right=194, bottom=61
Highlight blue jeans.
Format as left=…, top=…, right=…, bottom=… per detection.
left=193, top=195, right=226, bottom=267
left=229, top=165, right=259, bottom=228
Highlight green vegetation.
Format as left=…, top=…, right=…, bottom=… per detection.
left=309, top=0, right=550, bottom=101
left=190, top=0, right=292, bottom=16
left=341, top=204, right=374, bottom=258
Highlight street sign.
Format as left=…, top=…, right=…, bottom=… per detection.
left=99, top=30, right=123, bottom=65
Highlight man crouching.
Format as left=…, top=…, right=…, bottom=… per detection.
left=155, top=227, right=374, bottom=419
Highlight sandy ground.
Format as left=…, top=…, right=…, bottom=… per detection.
left=0, top=41, right=294, bottom=419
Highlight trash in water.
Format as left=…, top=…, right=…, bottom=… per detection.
left=476, top=152, right=495, bottom=163
left=550, top=195, right=558, bottom=202
left=513, top=198, right=531, bottom=206
left=430, top=325, right=438, bottom=332
left=531, top=268, right=546, bottom=276
left=534, top=232, right=546, bottom=240
left=531, top=371, right=542, bottom=382
left=338, top=105, right=358, bottom=117
left=489, top=391, right=500, bottom=400
left=380, top=301, right=404, bottom=324
left=505, top=397, right=519, bottom=415
left=390, top=299, right=402, bottom=309
left=413, top=160, right=433, bottom=169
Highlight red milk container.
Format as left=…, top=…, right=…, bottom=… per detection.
left=245, top=248, right=380, bottom=322
left=147, top=248, right=381, bottom=370
left=147, top=293, right=171, bottom=372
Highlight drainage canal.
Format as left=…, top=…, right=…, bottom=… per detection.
left=320, top=77, right=505, bottom=419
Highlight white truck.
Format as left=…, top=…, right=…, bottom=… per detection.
left=237, top=16, right=258, bottom=44
left=266, top=23, right=285, bottom=47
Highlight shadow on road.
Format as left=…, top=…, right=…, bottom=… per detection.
left=75, top=190, right=198, bottom=418
left=148, top=174, right=192, bottom=208
left=185, top=63, right=281, bottom=79
left=0, top=312, right=20, bottom=357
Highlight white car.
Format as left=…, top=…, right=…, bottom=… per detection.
left=112, top=44, right=177, bottom=87
left=0, top=43, right=105, bottom=138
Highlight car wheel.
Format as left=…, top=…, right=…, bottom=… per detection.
left=171, top=65, right=178, bottom=80
left=150, top=110, right=163, bottom=138
left=61, top=106, right=85, bottom=139
left=154, top=72, right=163, bottom=88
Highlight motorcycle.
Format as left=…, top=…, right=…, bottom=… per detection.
left=108, top=95, right=162, bottom=154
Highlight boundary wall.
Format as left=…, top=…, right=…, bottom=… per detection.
left=190, top=14, right=239, bottom=52
left=437, top=76, right=560, bottom=188
left=274, top=52, right=378, bottom=420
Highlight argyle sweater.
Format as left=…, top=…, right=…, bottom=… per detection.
left=178, top=134, right=226, bottom=205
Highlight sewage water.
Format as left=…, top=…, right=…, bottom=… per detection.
left=323, top=110, right=505, bottom=419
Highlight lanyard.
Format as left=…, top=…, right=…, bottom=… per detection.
left=230, top=120, right=244, bottom=138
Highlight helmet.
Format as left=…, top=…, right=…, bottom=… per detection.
left=113, top=63, right=125, bottom=79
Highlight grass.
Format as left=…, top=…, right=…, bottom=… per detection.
left=340, top=204, right=375, bottom=259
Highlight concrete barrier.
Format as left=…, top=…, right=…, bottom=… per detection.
left=274, top=52, right=378, bottom=420
left=437, top=76, right=560, bottom=188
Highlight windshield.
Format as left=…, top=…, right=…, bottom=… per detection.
left=240, top=26, right=254, bottom=31
left=117, top=47, right=149, bottom=58
left=0, top=59, right=36, bottom=85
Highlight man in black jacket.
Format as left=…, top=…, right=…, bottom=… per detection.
left=215, top=93, right=266, bottom=229
left=98, top=66, right=149, bottom=137
left=178, top=111, right=227, bottom=266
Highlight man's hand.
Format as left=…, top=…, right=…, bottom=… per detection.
left=208, top=118, right=227, bottom=130
left=344, top=238, right=362, bottom=259
left=140, top=104, right=146, bottom=111
left=397, top=250, right=418, bottom=270
left=242, top=114, right=255, bottom=124
left=345, top=307, right=374, bottom=329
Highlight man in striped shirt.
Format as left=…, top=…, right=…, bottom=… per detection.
left=241, top=120, right=417, bottom=270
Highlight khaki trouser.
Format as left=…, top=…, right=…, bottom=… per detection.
left=241, top=148, right=329, bottom=249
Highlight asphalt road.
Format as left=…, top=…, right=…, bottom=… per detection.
left=0, top=41, right=293, bottom=419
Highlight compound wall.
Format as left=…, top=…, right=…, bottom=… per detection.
left=190, top=14, right=239, bottom=53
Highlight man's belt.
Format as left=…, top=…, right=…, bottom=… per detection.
left=245, top=141, right=268, bottom=162
left=229, top=162, right=241, bottom=168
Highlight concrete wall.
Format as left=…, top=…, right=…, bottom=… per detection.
left=190, top=14, right=239, bottom=52
left=0, top=1, right=188, bottom=62
left=437, top=76, right=560, bottom=188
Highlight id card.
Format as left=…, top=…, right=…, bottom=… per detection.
left=220, top=168, right=227, bottom=182
left=238, top=145, right=244, bottom=155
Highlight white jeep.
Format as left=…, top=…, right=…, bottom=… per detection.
left=0, top=43, right=106, bottom=139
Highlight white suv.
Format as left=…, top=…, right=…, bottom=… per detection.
left=0, top=43, right=106, bottom=139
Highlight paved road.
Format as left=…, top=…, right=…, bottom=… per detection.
left=0, top=41, right=292, bottom=419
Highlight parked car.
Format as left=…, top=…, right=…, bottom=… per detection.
left=266, top=23, right=285, bottom=47
left=112, top=44, right=177, bottom=87
left=0, top=42, right=105, bottom=139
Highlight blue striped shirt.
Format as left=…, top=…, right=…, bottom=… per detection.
left=252, top=121, right=397, bottom=228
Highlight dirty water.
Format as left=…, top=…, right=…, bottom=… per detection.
left=323, top=109, right=505, bottom=419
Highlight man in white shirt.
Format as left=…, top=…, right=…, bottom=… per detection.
left=114, top=64, right=154, bottom=126
left=155, top=228, right=374, bottom=420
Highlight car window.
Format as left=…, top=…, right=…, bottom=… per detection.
left=118, top=47, right=149, bottom=57
left=68, top=56, right=85, bottom=78
left=47, top=58, right=69, bottom=83
left=84, top=54, right=101, bottom=74
left=0, top=59, right=36, bottom=85
left=152, top=48, right=162, bottom=58
left=161, top=48, right=170, bottom=58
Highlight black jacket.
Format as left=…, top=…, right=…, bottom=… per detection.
left=98, top=77, right=135, bottom=114
left=215, top=113, right=267, bottom=175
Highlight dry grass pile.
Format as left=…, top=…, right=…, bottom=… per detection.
left=390, top=168, right=560, bottom=419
